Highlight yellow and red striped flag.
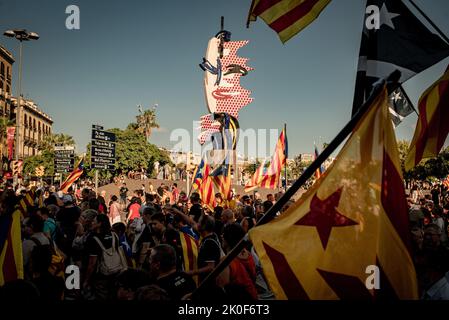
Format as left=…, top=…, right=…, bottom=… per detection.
left=60, top=158, right=84, bottom=193
left=0, top=210, right=24, bottom=286
left=405, top=65, right=449, bottom=171
left=247, top=0, right=332, bottom=43
left=250, top=86, right=418, bottom=299
left=245, top=128, right=287, bottom=192
left=198, top=164, right=216, bottom=211
left=179, top=231, right=199, bottom=284
left=18, top=189, right=36, bottom=218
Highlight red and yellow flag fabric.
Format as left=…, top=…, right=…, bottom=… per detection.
left=210, top=164, right=232, bottom=201
left=179, top=231, right=199, bottom=284
left=405, top=65, right=449, bottom=171
left=250, top=86, right=418, bottom=299
left=18, top=189, right=35, bottom=218
left=60, top=158, right=84, bottom=193
left=245, top=128, right=287, bottom=192
left=247, top=0, right=332, bottom=43
left=0, top=210, right=24, bottom=286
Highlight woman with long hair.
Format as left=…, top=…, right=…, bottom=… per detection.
left=109, top=195, right=121, bottom=225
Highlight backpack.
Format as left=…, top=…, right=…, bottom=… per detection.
left=93, top=233, right=127, bottom=276
left=30, top=237, right=65, bottom=280
left=201, top=235, right=225, bottom=259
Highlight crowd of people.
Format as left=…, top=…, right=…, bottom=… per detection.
left=0, top=180, right=288, bottom=301
left=1, top=178, right=449, bottom=301
left=408, top=183, right=449, bottom=299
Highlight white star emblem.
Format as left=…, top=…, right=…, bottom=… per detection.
left=392, top=91, right=402, bottom=103
left=379, top=3, right=400, bottom=30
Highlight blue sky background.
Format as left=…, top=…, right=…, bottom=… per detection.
left=1, top=0, right=449, bottom=158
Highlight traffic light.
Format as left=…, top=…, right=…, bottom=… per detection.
left=35, top=165, right=45, bottom=177
left=11, top=160, right=23, bottom=176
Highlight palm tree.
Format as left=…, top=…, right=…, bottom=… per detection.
left=38, top=133, right=75, bottom=152
left=136, top=105, right=159, bottom=141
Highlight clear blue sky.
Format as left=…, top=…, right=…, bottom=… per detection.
left=1, top=0, right=449, bottom=158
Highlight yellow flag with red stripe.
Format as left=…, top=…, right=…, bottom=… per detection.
left=179, top=232, right=199, bottom=285
left=405, top=65, right=449, bottom=171
left=249, top=86, right=418, bottom=300
left=247, top=0, right=332, bottom=43
left=0, top=210, right=24, bottom=285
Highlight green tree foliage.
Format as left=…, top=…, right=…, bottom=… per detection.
left=38, top=133, right=75, bottom=152
left=23, top=150, right=54, bottom=177
left=85, top=127, right=171, bottom=179
left=398, top=140, right=449, bottom=182
left=242, top=160, right=261, bottom=176
left=23, top=133, right=76, bottom=177
left=289, top=155, right=312, bottom=179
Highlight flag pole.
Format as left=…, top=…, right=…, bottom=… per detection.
left=192, top=78, right=390, bottom=299
left=188, top=162, right=198, bottom=198
left=284, top=123, right=287, bottom=191
left=407, top=0, right=449, bottom=44
left=186, top=151, right=190, bottom=197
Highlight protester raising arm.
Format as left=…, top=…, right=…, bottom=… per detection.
left=169, top=206, right=198, bottom=232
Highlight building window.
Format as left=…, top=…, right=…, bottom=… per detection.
left=0, top=62, right=4, bottom=77
left=6, top=85, right=10, bottom=94
left=0, top=80, right=3, bottom=92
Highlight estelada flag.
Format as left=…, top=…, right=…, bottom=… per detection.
left=249, top=86, right=418, bottom=299
left=210, top=163, right=232, bottom=201
left=245, top=128, right=287, bottom=192
left=60, top=158, right=84, bottom=193
left=405, top=65, right=449, bottom=171
left=247, top=0, right=332, bottom=43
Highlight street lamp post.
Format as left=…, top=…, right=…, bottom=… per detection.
left=3, top=29, right=39, bottom=187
